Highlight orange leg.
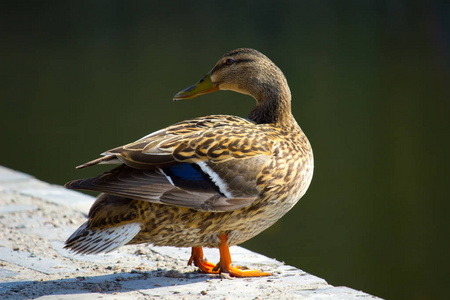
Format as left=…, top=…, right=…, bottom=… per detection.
left=188, top=234, right=272, bottom=277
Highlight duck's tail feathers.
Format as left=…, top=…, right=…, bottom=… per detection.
left=64, top=221, right=141, bottom=255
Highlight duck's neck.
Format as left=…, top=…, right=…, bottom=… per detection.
left=247, top=78, right=296, bottom=127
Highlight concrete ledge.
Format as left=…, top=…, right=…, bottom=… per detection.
left=0, top=166, right=381, bottom=299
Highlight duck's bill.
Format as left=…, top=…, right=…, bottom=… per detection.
left=173, top=73, right=219, bottom=100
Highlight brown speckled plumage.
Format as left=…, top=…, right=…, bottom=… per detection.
left=65, top=48, right=314, bottom=277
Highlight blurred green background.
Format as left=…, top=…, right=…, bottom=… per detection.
left=1, top=1, right=449, bottom=299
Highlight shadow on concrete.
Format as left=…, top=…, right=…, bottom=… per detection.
left=0, top=269, right=214, bottom=299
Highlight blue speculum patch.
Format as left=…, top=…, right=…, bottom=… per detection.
left=162, top=163, right=222, bottom=195
left=164, top=163, right=205, bottom=181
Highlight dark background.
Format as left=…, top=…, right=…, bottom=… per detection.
left=1, top=1, right=449, bottom=299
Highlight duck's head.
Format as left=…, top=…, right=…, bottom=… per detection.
left=173, top=48, right=293, bottom=124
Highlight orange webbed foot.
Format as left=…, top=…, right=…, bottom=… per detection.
left=188, top=246, right=218, bottom=274
left=213, top=263, right=271, bottom=277
left=188, top=235, right=272, bottom=278
left=214, top=234, right=271, bottom=277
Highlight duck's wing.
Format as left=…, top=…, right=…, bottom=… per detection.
left=65, top=115, right=275, bottom=212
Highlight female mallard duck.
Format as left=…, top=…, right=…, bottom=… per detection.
left=65, top=48, right=314, bottom=277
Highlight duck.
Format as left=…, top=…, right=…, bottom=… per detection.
left=64, top=48, right=314, bottom=277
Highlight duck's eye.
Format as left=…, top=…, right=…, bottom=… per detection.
left=225, top=58, right=235, bottom=65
